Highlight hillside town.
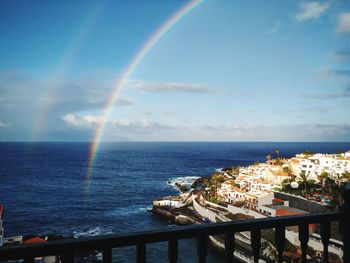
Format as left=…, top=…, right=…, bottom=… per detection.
left=153, top=150, right=350, bottom=262
left=216, top=149, right=350, bottom=209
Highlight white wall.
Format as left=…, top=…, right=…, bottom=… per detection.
left=153, top=200, right=180, bottom=207
left=257, top=192, right=274, bottom=206
left=192, top=197, right=218, bottom=222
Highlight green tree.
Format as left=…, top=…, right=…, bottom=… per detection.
left=282, top=166, right=294, bottom=181
left=318, top=171, right=329, bottom=194
left=298, top=171, right=309, bottom=194
left=326, top=177, right=336, bottom=195
left=302, top=150, right=314, bottom=156
left=275, top=148, right=280, bottom=159
left=308, top=179, right=316, bottom=194
left=232, top=166, right=240, bottom=176
left=211, top=172, right=226, bottom=198
left=266, top=154, right=272, bottom=161
left=276, top=158, right=283, bottom=166
left=341, top=170, right=350, bottom=183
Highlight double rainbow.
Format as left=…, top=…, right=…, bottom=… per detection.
left=84, top=0, right=204, bottom=194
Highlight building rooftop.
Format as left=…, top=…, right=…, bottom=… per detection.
left=268, top=205, right=307, bottom=217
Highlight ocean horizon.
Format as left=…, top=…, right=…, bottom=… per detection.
left=1, top=141, right=350, bottom=262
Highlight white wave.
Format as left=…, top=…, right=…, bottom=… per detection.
left=73, top=226, right=111, bottom=238
left=105, top=205, right=148, bottom=217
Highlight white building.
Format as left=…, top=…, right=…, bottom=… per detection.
left=290, top=151, right=350, bottom=181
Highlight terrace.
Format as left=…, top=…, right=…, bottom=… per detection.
left=0, top=183, right=349, bottom=263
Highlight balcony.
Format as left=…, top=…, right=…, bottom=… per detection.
left=0, top=183, right=349, bottom=263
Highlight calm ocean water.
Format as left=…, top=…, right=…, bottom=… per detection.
left=1, top=142, right=350, bottom=262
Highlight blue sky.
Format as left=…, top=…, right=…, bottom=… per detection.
left=0, top=0, right=350, bottom=141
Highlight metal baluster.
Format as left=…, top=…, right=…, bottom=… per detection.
left=250, top=229, right=261, bottom=263
left=62, top=252, right=74, bottom=263
left=168, top=239, right=178, bottom=263
left=197, top=235, right=207, bottom=263
left=275, top=226, right=285, bottom=263
left=320, top=220, right=330, bottom=263
left=24, top=257, right=35, bottom=263
left=340, top=182, right=350, bottom=263
left=137, top=243, right=146, bottom=263
left=225, top=231, right=235, bottom=263
left=103, top=248, right=112, bottom=263
left=299, top=224, right=309, bottom=263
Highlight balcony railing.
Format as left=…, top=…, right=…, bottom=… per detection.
left=0, top=183, right=349, bottom=263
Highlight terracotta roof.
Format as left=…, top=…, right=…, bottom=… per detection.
left=24, top=237, right=46, bottom=244
left=270, top=170, right=289, bottom=176
left=231, top=186, right=245, bottom=193
left=0, top=204, right=3, bottom=219
left=272, top=198, right=285, bottom=203
left=276, top=208, right=305, bottom=217
left=245, top=193, right=257, bottom=198
left=336, top=157, right=350, bottom=161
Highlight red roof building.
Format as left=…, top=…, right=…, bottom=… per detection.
left=0, top=205, right=4, bottom=220
left=23, top=237, right=46, bottom=244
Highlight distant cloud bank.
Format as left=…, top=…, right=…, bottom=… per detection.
left=337, top=12, right=350, bottom=33
left=295, top=2, right=330, bottom=22
left=0, top=121, right=11, bottom=128
left=331, top=49, right=350, bottom=62
left=129, top=80, right=209, bottom=93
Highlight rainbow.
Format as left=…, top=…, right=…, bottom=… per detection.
left=84, top=0, right=204, bottom=194
left=31, top=3, right=103, bottom=142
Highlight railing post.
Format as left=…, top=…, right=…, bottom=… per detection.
left=24, top=257, right=35, bottom=263
left=320, top=220, right=330, bottom=263
left=225, top=231, right=235, bottom=263
left=275, top=226, right=285, bottom=263
left=197, top=235, right=207, bottom=263
left=102, top=248, right=112, bottom=263
left=298, top=223, right=309, bottom=263
left=62, top=253, right=74, bottom=263
left=250, top=228, right=261, bottom=263
left=168, top=239, right=178, bottom=263
left=340, top=182, right=350, bottom=263
left=137, top=243, right=146, bottom=263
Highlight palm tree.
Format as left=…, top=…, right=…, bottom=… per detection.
left=266, top=154, right=272, bottom=162
left=211, top=172, right=226, bottom=199
left=341, top=170, right=350, bottom=184
left=282, top=166, right=294, bottom=181
left=308, top=179, right=316, bottom=194
left=318, top=171, right=329, bottom=195
left=334, top=171, right=350, bottom=205
left=299, top=171, right=309, bottom=194
left=275, top=148, right=280, bottom=159
left=232, top=166, right=240, bottom=176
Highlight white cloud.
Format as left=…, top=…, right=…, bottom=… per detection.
left=331, top=49, right=350, bottom=62
left=295, top=2, right=330, bottom=22
left=62, top=114, right=103, bottom=128
left=61, top=113, right=350, bottom=141
left=0, top=121, right=11, bottom=128
left=129, top=80, right=208, bottom=93
left=110, top=118, right=174, bottom=130
left=337, top=12, right=350, bottom=33
left=111, top=118, right=131, bottom=127
left=162, top=111, right=176, bottom=116
left=264, top=20, right=281, bottom=35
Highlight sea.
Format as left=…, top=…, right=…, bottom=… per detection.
left=1, top=142, right=350, bottom=262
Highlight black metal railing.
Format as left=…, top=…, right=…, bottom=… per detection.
left=1, top=183, right=349, bottom=263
